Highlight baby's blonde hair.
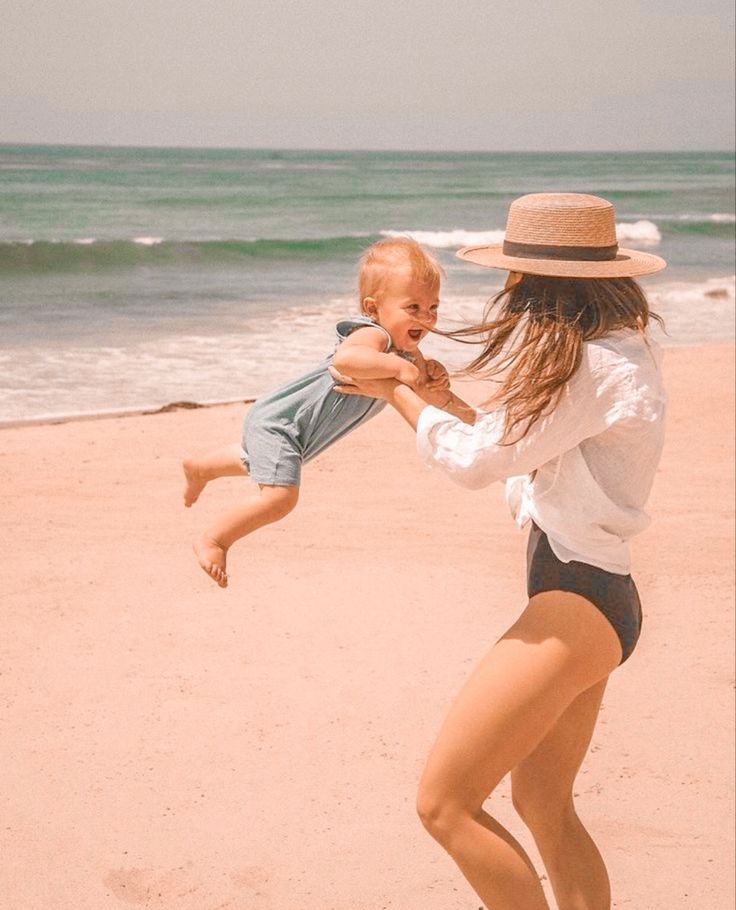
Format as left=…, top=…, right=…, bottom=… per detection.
left=358, top=236, right=443, bottom=314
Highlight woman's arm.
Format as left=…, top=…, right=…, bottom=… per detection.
left=408, top=385, right=477, bottom=425
left=333, top=353, right=621, bottom=490
left=331, top=373, right=477, bottom=426
left=377, top=380, right=429, bottom=429
left=412, top=365, right=617, bottom=488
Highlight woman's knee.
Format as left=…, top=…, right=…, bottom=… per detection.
left=416, top=778, right=473, bottom=849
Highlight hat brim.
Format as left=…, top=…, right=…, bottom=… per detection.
left=456, top=245, right=667, bottom=278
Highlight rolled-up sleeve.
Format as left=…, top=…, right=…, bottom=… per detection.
left=415, top=354, right=620, bottom=489
left=417, top=406, right=509, bottom=488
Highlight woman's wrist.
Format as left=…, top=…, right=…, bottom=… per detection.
left=388, top=381, right=428, bottom=430
left=429, top=389, right=454, bottom=409
left=421, top=387, right=476, bottom=425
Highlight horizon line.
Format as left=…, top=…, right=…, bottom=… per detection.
left=0, top=140, right=732, bottom=155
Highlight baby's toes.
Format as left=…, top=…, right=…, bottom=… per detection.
left=216, top=570, right=228, bottom=588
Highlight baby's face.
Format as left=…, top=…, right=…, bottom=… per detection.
left=365, top=267, right=439, bottom=352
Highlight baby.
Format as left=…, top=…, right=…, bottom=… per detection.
left=182, top=237, right=464, bottom=587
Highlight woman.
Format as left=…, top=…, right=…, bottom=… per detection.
left=333, top=193, right=667, bottom=909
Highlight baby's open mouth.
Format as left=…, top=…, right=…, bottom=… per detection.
left=408, top=329, right=423, bottom=341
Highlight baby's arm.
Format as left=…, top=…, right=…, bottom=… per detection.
left=330, top=342, right=477, bottom=424
left=332, top=326, right=420, bottom=386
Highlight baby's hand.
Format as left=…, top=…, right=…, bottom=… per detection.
left=395, top=360, right=422, bottom=388
left=424, top=359, right=450, bottom=392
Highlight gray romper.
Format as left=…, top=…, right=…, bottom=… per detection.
left=240, top=315, right=411, bottom=486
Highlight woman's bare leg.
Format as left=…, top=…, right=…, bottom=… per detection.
left=416, top=591, right=622, bottom=909
left=183, top=443, right=247, bottom=506
left=193, top=484, right=299, bottom=588
left=512, top=676, right=611, bottom=910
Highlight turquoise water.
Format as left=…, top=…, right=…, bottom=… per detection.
left=0, top=145, right=734, bottom=422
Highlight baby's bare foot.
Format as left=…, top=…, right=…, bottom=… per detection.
left=183, top=459, right=208, bottom=507
left=193, top=534, right=229, bottom=588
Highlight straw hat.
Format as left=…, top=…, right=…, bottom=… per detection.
left=457, top=193, right=666, bottom=278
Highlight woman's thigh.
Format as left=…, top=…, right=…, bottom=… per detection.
left=419, top=591, right=622, bottom=811
left=511, top=677, right=607, bottom=814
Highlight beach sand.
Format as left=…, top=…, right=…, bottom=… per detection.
left=1, top=343, right=733, bottom=910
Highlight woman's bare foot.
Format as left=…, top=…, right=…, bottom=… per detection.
left=183, top=459, right=208, bottom=507
left=193, top=534, right=229, bottom=588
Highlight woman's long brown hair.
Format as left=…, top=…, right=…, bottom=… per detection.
left=445, top=275, right=664, bottom=442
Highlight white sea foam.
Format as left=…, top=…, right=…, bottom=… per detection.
left=1, top=277, right=732, bottom=424
left=0, top=299, right=350, bottom=423
left=672, top=213, right=736, bottom=223
left=381, top=222, right=662, bottom=248
left=648, top=275, right=735, bottom=312
left=615, top=220, right=661, bottom=244
left=644, top=275, right=735, bottom=347
left=18, top=237, right=160, bottom=246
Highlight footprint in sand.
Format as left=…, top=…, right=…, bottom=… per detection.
left=103, top=866, right=203, bottom=907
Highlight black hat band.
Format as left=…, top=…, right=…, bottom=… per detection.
left=502, top=240, right=619, bottom=261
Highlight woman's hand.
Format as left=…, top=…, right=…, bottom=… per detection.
left=329, top=365, right=399, bottom=401
left=424, top=359, right=451, bottom=392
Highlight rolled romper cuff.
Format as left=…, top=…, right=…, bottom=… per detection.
left=416, top=405, right=455, bottom=466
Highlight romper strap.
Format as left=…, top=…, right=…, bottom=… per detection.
left=335, top=317, right=393, bottom=353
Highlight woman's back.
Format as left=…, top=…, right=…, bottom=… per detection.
left=580, top=329, right=666, bottom=512
left=512, top=328, right=667, bottom=573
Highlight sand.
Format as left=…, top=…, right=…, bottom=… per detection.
left=1, top=343, right=733, bottom=910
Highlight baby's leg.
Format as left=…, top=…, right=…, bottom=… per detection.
left=193, top=484, right=299, bottom=588
left=183, top=443, right=247, bottom=507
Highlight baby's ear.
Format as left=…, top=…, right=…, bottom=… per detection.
left=362, top=296, right=377, bottom=318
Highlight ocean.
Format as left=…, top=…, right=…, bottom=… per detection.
left=0, top=145, right=733, bottom=424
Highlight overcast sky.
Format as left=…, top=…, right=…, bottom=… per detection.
left=1, top=0, right=734, bottom=150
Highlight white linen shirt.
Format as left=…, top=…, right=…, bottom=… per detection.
left=416, top=329, right=666, bottom=574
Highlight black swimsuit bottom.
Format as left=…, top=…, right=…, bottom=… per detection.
left=526, top=522, right=642, bottom=664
